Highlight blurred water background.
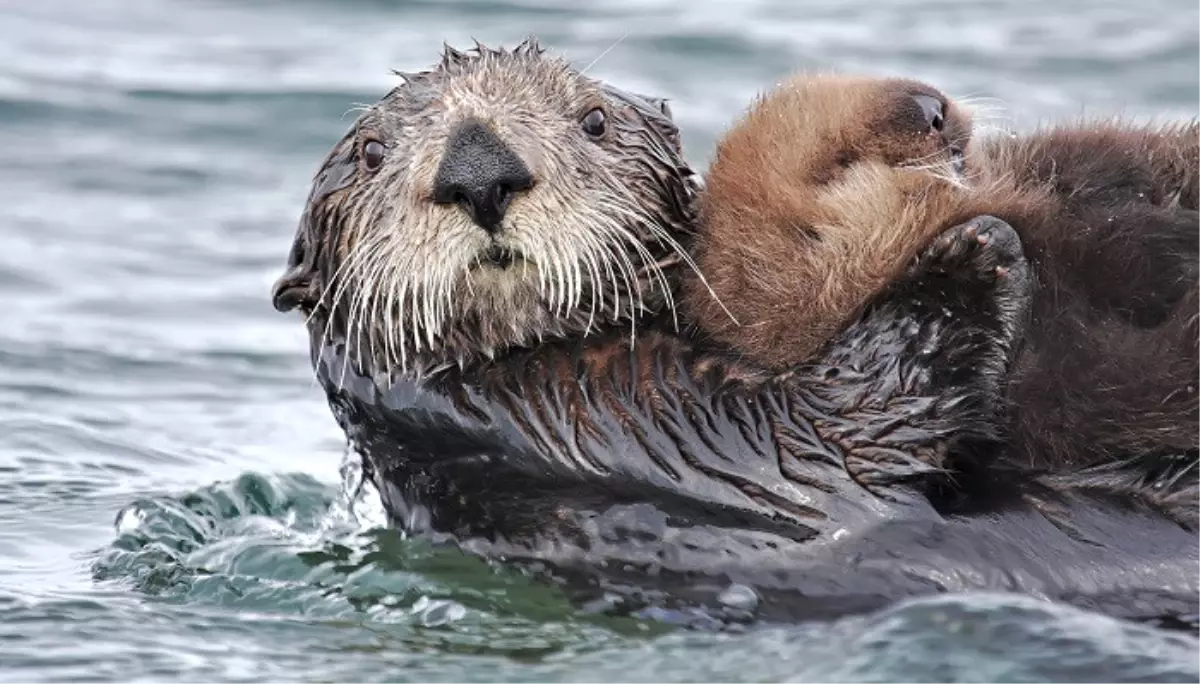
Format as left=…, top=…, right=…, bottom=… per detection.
left=1, top=0, right=1197, bottom=681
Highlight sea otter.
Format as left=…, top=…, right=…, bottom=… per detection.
left=271, top=40, right=1198, bottom=625
left=681, top=73, right=1199, bottom=525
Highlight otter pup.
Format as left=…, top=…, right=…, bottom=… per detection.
left=682, top=73, right=1199, bottom=494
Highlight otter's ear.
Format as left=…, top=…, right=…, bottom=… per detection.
left=641, top=95, right=682, bottom=150
left=270, top=132, right=360, bottom=314
left=638, top=94, right=676, bottom=120
left=600, top=84, right=673, bottom=121
left=649, top=97, right=673, bottom=120
left=600, top=84, right=685, bottom=154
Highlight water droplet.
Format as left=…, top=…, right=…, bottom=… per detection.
left=717, top=583, right=759, bottom=612
left=412, top=596, right=467, bottom=626
left=115, top=505, right=146, bottom=534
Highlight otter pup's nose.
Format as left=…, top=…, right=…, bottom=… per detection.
left=432, top=119, right=534, bottom=233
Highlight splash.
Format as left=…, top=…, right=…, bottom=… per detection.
left=88, top=451, right=638, bottom=656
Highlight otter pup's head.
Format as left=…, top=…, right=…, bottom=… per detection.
left=272, top=38, right=701, bottom=375
left=704, top=73, right=972, bottom=203
left=683, top=73, right=979, bottom=369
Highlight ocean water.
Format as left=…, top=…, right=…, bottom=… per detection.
left=1, top=0, right=1197, bottom=681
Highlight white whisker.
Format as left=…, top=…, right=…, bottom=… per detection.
left=580, top=32, right=629, bottom=75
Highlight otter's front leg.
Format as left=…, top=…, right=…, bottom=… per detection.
left=795, top=215, right=1033, bottom=499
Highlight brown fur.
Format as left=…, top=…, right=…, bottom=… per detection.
left=682, top=72, right=1199, bottom=472
left=684, top=74, right=977, bottom=366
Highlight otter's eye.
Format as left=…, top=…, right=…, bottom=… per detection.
left=363, top=140, right=385, bottom=171
left=581, top=108, right=607, bottom=138
left=912, top=94, right=945, bottom=132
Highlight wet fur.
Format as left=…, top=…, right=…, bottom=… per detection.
left=321, top=214, right=1080, bottom=624
left=313, top=215, right=1197, bottom=626
left=274, top=45, right=1198, bottom=624
left=682, top=73, right=1199, bottom=523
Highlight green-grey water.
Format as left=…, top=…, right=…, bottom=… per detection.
left=1, top=1, right=1198, bottom=681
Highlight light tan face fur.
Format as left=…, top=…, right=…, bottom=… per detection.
left=274, top=40, right=699, bottom=376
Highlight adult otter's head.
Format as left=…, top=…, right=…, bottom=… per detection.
left=272, top=38, right=702, bottom=375
left=683, top=73, right=980, bottom=369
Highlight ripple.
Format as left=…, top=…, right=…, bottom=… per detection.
left=1, top=0, right=1197, bottom=680
left=75, top=470, right=654, bottom=675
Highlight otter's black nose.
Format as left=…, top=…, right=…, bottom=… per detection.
left=432, top=119, right=534, bottom=233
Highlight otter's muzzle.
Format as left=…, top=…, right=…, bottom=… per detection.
left=432, top=119, right=534, bottom=233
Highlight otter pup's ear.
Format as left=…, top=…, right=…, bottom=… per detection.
left=271, top=132, right=360, bottom=314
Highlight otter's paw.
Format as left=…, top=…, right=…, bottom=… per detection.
left=804, top=216, right=1034, bottom=501
left=909, top=215, right=1027, bottom=287
left=904, top=215, right=1032, bottom=350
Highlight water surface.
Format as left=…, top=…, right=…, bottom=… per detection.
left=1, top=0, right=1197, bottom=681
